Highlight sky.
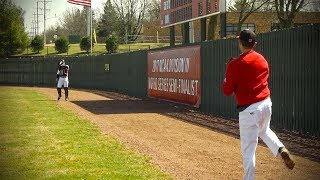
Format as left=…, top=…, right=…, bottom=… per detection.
left=13, top=0, right=107, bottom=36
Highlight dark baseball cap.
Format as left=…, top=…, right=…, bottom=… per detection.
left=237, top=29, right=256, bottom=44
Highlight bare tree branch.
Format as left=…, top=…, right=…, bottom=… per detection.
left=112, top=0, right=147, bottom=42
left=274, top=0, right=307, bottom=29
left=231, top=0, right=270, bottom=34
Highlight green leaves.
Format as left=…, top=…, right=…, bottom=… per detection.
left=30, top=35, right=44, bottom=53
left=0, top=0, right=29, bottom=57
left=80, top=36, right=93, bottom=53
left=55, top=37, right=70, bottom=54
left=105, top=34, right=119, bottom=54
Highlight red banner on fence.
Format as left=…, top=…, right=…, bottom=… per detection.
left=147, top=45, right=201, bottom=107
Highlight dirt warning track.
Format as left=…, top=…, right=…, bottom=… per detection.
left=32, top=87, right=320, bottom=180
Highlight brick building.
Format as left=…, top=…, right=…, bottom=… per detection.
left=142, top=12, right=320, bottom=42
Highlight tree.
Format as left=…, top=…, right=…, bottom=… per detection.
left=0, top=0, right=29, bottom=57
left=228, top=0, right=274, bottom=12
left=45, top=24, right=68, bottom=43
left=80, top=36, right=92, bottom=53
left=59, top=7, right=97, bottom=38
left=307, top=0, right=320, bottom=11
left=275, top=0, right=306, bottom=29
left=208, top=15, right=218, bottom=40
left=229, top=0, right=270, bottom=35
left=55, top=37, right=69, bottom=53
left=59, top=8, right=87, bottom=37
left=145, top=0, right=161, bottom=22
left=30, top=35, right=44, bottom=53
left=105, top=34, right=118, bottom=53
left=45, top=26, right=58, bottom=44
left=97, top=0, right=120, bottom=38
left=112, top=0, right=147, bottom=42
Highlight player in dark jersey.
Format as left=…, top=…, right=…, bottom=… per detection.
left=56, top=59, right=69, bottom=100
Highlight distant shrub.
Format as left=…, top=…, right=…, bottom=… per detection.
left=105, top=35, right=118, bottom=54
left=80, top=36, right=93, bottom=53
left=55, top=37, right=69, bottom=53
left=30, top=35, right=44, bottom=53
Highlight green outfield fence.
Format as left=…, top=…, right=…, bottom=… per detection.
left=200, top=25, right=320, bottom=137
left=1, top=25, right=319, bottom=137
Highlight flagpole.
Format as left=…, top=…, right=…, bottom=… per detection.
left=90, top=6, right=93, bottom=56
left=67, top=0, right=92, bottom=55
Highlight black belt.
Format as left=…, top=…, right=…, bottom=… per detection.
left=237, top=104, right=251, bottom=112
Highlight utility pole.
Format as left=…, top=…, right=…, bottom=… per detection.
left=31, top=20, right=36, bottom=38
left=43, top=0, right=47, bottom=44
left=33, top=1, right=43, bottom=36
left=36, top=1, right=42, bottom=36
left=31, top=13, right=37, bottom=37
left=32, top=12, right=37, bottom=34
left=41, top=0, right=51, bottom=45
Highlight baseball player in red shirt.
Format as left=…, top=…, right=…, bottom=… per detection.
left=223, top=29, right=295, bottom=180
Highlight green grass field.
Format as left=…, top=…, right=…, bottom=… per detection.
left=16, top=43, right=170, bottom=57
left=0, top=87, right=171, bottom=179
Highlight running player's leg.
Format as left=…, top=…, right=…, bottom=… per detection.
left=57, top=78, right=63, bottom=100
left=258, top=103, right=284, bottom=156
left=239, top=111, right=259, bottom=180
left=258, top=102, right=295, bottom=169
left=63, top=77, right=69, bottom=100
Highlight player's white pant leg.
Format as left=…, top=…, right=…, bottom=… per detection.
left=57, top=78, right=64, bottom=88
left=258, top=103, right=284, bottom=156
left=239, top=110, right=259, bottom=180
left=63, top=77, right=69, bottom=88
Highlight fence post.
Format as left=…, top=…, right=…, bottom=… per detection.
left=170, top=26, right=175, bottom=46
left=157, top=31, right=159, bottom=43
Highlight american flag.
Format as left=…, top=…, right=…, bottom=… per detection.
left=67, top=0, right=91, bottom=7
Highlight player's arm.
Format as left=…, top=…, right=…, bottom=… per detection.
left=65, top=65, right=69, bottom=76
left=222, top=60, right=237, bottom=96
left=56, top=69, right=60, bottom=80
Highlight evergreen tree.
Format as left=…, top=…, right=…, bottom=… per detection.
left=0, top=0, right=29, bottom=57
left=97, top=0, right=120, bottom=38
left=30, top=35, right=44, bottom=53
left=80, top=36, right=92, bottom=53
left=105, top=34, right=118, bottom=54
left=55, top=37, right=69, bottom=53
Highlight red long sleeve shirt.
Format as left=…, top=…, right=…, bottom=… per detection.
left=222, top=50, right=270, bottom=106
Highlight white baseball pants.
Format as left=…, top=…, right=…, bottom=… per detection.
left=57, top=77, right=69, bottom=88
left=239, top=97, right=284, bottom=180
